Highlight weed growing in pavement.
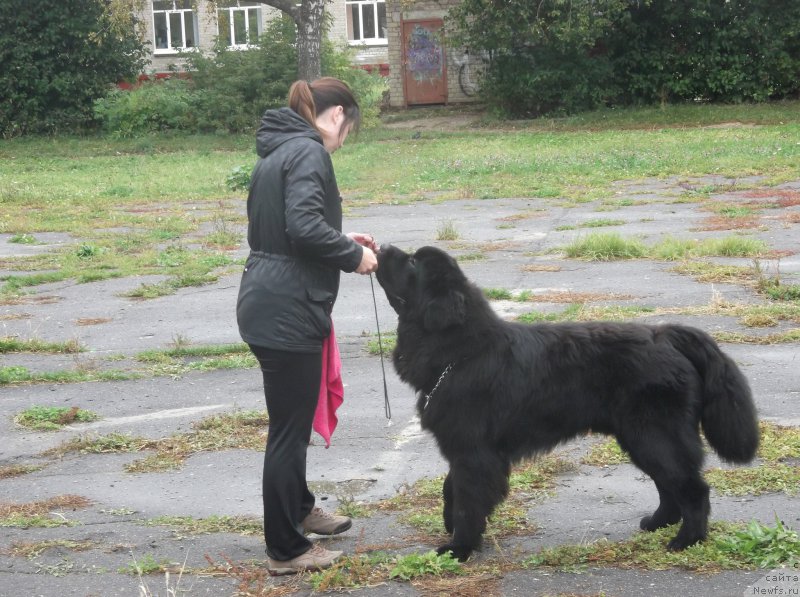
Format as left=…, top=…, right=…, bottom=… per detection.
left=146, top=515, right=263, bottom=537
left=563, top=233, right=647, bottom=260
left=0, top=366, right=134, bottom=385
left=7, top=539, right=96, bottom=559
left=44, top=411, right=268, bottom=473
left=9, top=233, right=37, bottom=244
left=524, top=520, right=800, bottom=572
left=555, top=218, right=626, bottom=231
left=14, top=405, right=99, bottom=431
left=388, top=551, right=463, bottom=580
left=716, top=517, right=800, bottom=568
left=562, top=233, right=769, bottom=261
left=0, top=495, right=92, bottom=529
left=436, top=219, right=460, bottom=241
left=0, top=464, right=46, bottom=480
left=0, top=337, right=83, bottom=354
left=119, top=553, right=171, bottom=575
left=365, top=331, right=397, bottom=355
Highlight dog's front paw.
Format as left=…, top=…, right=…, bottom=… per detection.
left=436, top=543, right=472, bottom=562
left=667, top=534, right=703, bottom=551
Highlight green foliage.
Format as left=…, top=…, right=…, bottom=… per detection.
left=447, top=0, right=800, bottom=116
left=9, top=233, right=37, bottom=244
left=226, top=165, right=252, bottom=192
left=94, top=14, right=387, bottom=136
left=563, top=233, right=647, bottom=260
left=93, top=79, right=197, bottom=138
left=119, top=553, right=169, bottom=575
left=388, top=551, right=463, bottom=580
left=322, top=38, right=388, bottom=130
left=182, top=15, right=300, bottom=133
left=14, top=405, right=99, bottom=431
left=0, top=0, right=146, bottom=136
left=716, top=517, right=800, bottom=568
left=447, top=0, right=628, bottom=116
left=609, top=1, right=800, bottom=104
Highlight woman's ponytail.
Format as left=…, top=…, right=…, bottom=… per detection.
left=288, top=80, right=317, bottom=126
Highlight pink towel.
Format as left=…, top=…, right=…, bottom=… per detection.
left=313, top=323, right=344, bottom=448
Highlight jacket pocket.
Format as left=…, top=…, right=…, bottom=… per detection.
left=302, top=287, right=334, bottom=340
left=306, top=288, right=334, bottom=316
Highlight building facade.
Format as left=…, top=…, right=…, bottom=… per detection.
left=137, top=1, right=480, bottom=107
left=140, top=1, right=389, bottom=74
left=385, top=0, right=478, bottom=107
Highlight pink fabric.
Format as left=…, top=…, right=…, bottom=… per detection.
left=313, top=323, right=344, bottom=448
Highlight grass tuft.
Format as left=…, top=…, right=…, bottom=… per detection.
left=14, top=405, right=99, bottom=431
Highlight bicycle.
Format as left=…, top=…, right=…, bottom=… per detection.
left=452, top=49, right=480, bottom=97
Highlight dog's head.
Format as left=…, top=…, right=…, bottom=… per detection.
left=376, top=245, right=468, bottom=331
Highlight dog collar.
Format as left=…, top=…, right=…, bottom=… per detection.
left=422, top=362, right=454, bottom=411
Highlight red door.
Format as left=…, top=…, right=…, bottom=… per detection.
left=402, top=19, right=447, bottom=106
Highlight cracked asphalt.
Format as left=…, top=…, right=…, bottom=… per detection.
left=1, top=175, right=799, bottom=596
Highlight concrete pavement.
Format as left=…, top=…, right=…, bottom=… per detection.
left=1, top=177, right=799, bottom=596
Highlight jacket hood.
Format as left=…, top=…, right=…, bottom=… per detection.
left=256, top=107, right=323, bottom=158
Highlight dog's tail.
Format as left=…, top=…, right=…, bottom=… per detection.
left=664, top=325, right=759, bottom=463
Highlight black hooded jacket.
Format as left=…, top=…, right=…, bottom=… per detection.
left=236, top=108, right=363, bottom=352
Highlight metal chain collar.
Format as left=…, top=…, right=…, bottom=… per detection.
left=423, top=362, right=454, bottom=411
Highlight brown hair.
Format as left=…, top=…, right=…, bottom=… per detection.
left=288, top=77, right=361, bottom=141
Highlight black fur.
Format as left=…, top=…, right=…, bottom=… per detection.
left=376, top=245, right=759, bottom=561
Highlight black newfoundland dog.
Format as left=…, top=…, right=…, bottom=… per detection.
left=376, top=244, right=759, bottom=562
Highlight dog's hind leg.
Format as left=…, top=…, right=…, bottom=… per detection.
left=665, top=474, right=710, bottom=550
left=436, top=450, right=510, bottom=562
left=624, top=427, right=709, bottom=550
left=639, top=480, right=681, bottom=531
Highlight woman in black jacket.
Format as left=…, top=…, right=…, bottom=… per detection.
left=237, top=77, right=378, bottom=575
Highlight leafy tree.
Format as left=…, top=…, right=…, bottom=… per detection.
left=447, top=0, right=800, bottom=115
left=447, top=0, right=631, bottom=116
left=607, top=0, right=800, bottom=104
left=210, top=0, right=327, bottom=82
left=0, top=0, right=147, bottom=136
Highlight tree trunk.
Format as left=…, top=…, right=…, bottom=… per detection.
left=295, top=0, right=325, bottom=81
left=257, top=0, right=325, bottom=82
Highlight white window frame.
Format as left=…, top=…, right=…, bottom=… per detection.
left=152, top=0, right=199, bottom=54
left=217, top=1, right=262, bottom=49
left=346, top=0, right=387, bottom=46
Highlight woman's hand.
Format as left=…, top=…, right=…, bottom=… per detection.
left=347, top=232, right=379, bottom=252
left=355, top=245, right=378, bottom=274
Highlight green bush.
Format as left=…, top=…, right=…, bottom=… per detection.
left=94, top=78, right=196, bottom=137
left=94, top=14, right=388, bottom=136
left=0, top=0, right=146, bottom=137
left=608, top=1, right=800, bottom=104
left=448, top=0, right=800, bottom=116
left=322, top=39, right=388, bottom=129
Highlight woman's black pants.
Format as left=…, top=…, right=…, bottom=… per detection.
left=249, top=345, right=322, bottom=561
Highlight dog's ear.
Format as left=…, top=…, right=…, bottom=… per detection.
left=422, top=290, right=466, bottom=331
left=415, top=247, right=468, bottom=331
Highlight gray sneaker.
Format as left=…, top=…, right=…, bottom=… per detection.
left=267, top=543, right=342, bottom=576
left=301, top=507, right=352, bottom=535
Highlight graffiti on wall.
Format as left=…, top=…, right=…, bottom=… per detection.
left=406, top=25, right=442, bottom=83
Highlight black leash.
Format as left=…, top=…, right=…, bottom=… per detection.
left=369, top=273, right=392, bottom=423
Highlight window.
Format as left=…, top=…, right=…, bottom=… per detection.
left=152, top=0, right=198, bottom=52
left=218, top=1, right=262, bottom=48
left=346, top=1, right=387, bottom=45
